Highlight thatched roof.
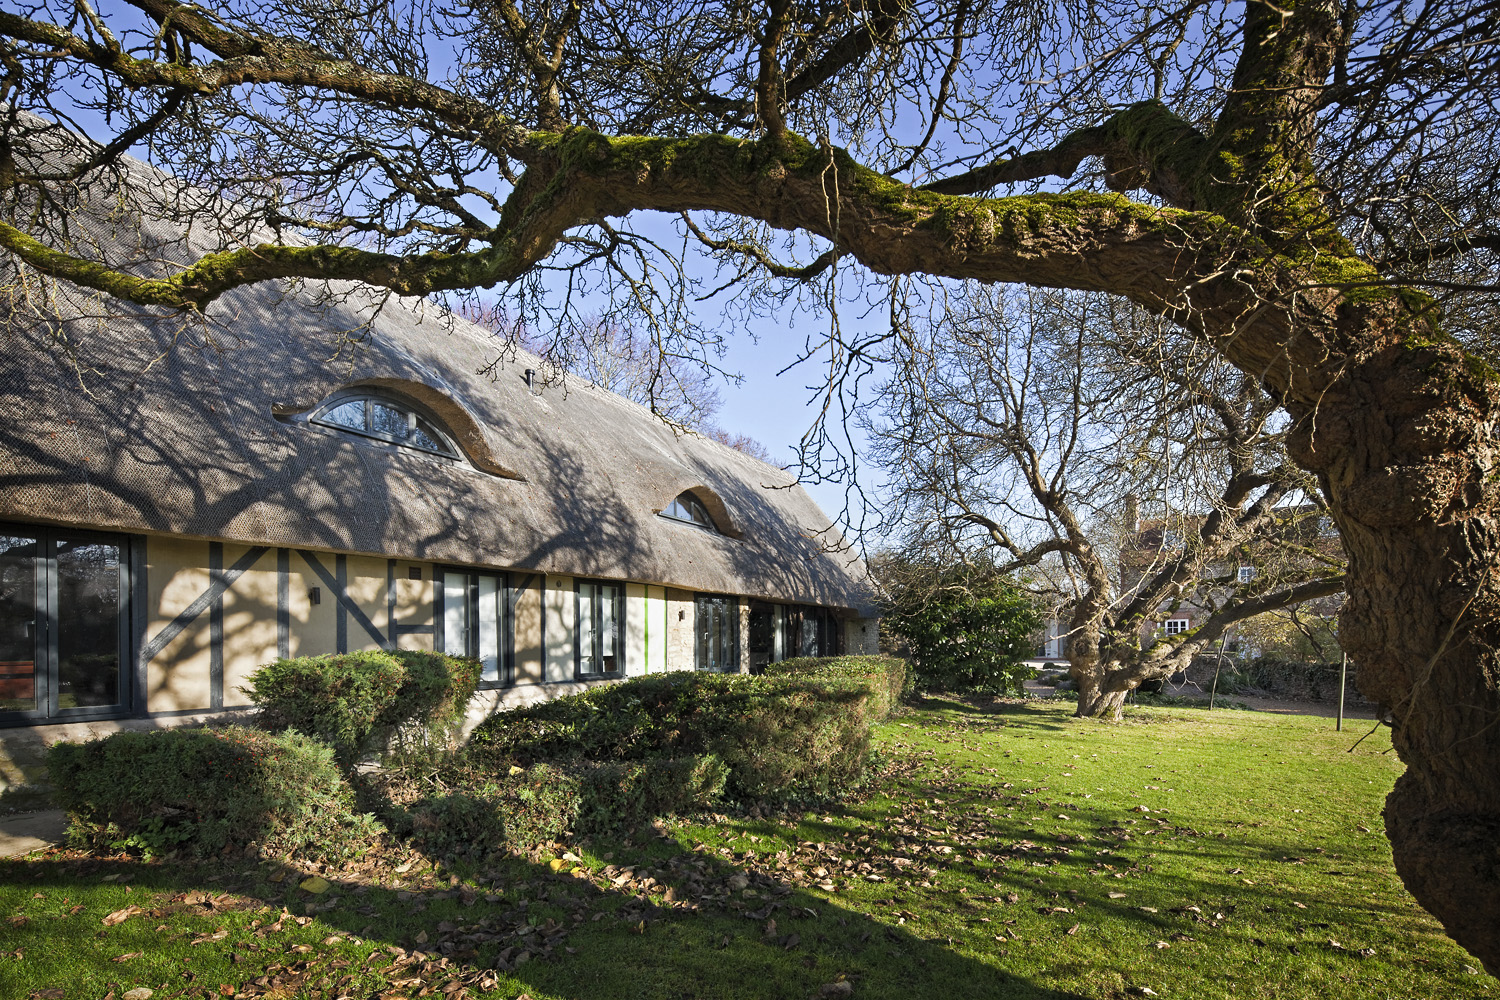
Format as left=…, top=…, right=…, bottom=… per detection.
left=0, top=122, right=876, bottom=615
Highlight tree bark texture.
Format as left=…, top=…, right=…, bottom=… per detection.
left=1283, top=336, right=1500, bottom=974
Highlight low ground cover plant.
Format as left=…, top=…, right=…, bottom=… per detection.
left=47, top=725, right=379, bottom=861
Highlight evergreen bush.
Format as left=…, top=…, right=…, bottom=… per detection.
left=243, top=649, right=483, bottom=764
left=383, top=649, right=483, bottom=745
left=378, top=658, right=900, bottom=858
left=465, top=666, right=890, bottom=802
left=48, top=726, right=378, bottom=861
left=381, top=753, right=728, bottom=857
left=242, top=651, right=405, bottom=764
left=763, top=654, right=909, bottom=718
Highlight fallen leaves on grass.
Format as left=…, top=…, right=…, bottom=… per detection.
left=102, top=904, right=143, bottom=926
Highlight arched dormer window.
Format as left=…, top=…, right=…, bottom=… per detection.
left=309, top=391, right=459, bottom=459
left=661, top=491, right=717, bottom=532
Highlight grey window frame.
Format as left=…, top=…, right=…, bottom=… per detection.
left=660, top=491, right=718, bottom=532
left=575, top=579, right=626, bottom=679
left=0, top=523, right=133, bottom=727
left=695, top=594, right=740, bottom=673
left=434, top=566, right=514, bottom=689
left=308, top=390, right=461, bottom=459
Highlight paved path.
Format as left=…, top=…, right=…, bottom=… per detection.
left=0, top=809, right=66, bottom=858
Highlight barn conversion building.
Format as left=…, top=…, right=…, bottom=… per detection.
left=0, top=126, right=877, bottom=794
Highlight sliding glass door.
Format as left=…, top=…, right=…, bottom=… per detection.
left=695, top=594, right=739, bottom=673
left=1, top=525, right=130, bottom=723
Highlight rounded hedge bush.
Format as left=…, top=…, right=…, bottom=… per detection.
left=48, top=725, right=379, bottom=861
left=242, top=649, right=482, bottom=764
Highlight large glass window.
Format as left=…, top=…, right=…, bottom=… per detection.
left=793, top=606, right=843, bottom=659
left=696, top=595, right=739, bottom=673
left=1, top=525, right=130, bottom=722
left=577, top=581, right=624, bottom=677
left=747, top=601, right=788, bottom=675
left=439, top=568, right=509, bottom=686
left=310, top=392, right=458, bottom=458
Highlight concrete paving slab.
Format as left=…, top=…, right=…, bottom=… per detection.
left=1, top=809, right=66, bottom=858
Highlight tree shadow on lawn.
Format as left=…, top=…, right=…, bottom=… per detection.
left=1, top=829, right=1096, bottom=1000
left=898, top=696, right=1073, bottom=735
left=817, top=765, right=1426, bottom=973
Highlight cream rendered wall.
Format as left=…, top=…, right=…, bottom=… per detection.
left=664, top=588, right=695, bottom=671
left=290, top=550, right=338, bottom=657
left=219, top=545, right=279, bottom=708
left=637, top=585, right=669, bottom=675
left=394, top=560, right=433, bottom=652
left=544, top=575, right=575, bottom=682
left=346, top=554, right=390, bottom=653
left=144, top=537, right=212, bottom=713
left=513, top=576, right=544, bottom=684
left=624, top=583, right=647, bottom=676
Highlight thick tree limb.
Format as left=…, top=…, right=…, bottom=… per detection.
left=922, top=102, right=1215, bottom=210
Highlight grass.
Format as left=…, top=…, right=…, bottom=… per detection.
left=2, top=698, right=1493, bottom=1000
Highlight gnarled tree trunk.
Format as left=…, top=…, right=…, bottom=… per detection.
left=1075, top=678, right=1130, bottom=720
left=1286, top=336, right=1500, bottom=974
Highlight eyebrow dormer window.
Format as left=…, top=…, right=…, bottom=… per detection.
left=661, top=491, right=717, bottom=531
left=310, top=392, right=458, bottom=458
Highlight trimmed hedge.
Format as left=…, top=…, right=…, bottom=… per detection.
left=48, top=726, right=379, bottom=861
left=243, top=650, right=481, bottom=764
left=373, top=656, right=906, bottom=858
left=764, top=654, right=909, bottom=719
left=466, top=655, right=906, bottom=803
left=383, top=754, right=729, bottom=857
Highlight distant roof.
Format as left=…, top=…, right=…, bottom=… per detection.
left=0, top=119, right=876, bottom=615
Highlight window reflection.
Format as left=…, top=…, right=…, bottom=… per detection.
left=309, top=393, right=460, bottom=458
left=0, top=533, right=38, bottom=713
left=55, top=539, right=121, bottom=709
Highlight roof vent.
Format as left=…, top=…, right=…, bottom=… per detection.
left=524, top=368, right=536, bottom=387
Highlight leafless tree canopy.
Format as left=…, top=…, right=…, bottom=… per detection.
left=873, top=284, right=1346, bottom=713
left=4, top=0, right=1500, bottom=973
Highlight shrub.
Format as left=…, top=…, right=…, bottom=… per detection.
left=48, top=726, right=378, bottom=861
left=381, top=753, right=728, bottom=856
left=243, top=651, right=406, bottom=764
left=466, top=668, right=886, bottom=802
left=763, top=655, right=908, bottom=719
left=877, top=562, right=1042, bottom=694
left=382, top=649, right=483, bottom=745
left=244, top=650, right=484, bottom=764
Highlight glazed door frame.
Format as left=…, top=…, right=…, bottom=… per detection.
left=0, top=523, right=132, bottom=726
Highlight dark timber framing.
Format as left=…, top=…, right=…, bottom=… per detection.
left=296, top=550, right=391, bottom=652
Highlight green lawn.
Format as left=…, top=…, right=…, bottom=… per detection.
left=2, top=698, right=1493, bottom=1000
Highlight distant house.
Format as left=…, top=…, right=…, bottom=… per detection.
left=0, top=128, right=877, bottom=789
left=1118, top=505, right=1343, bottom=655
